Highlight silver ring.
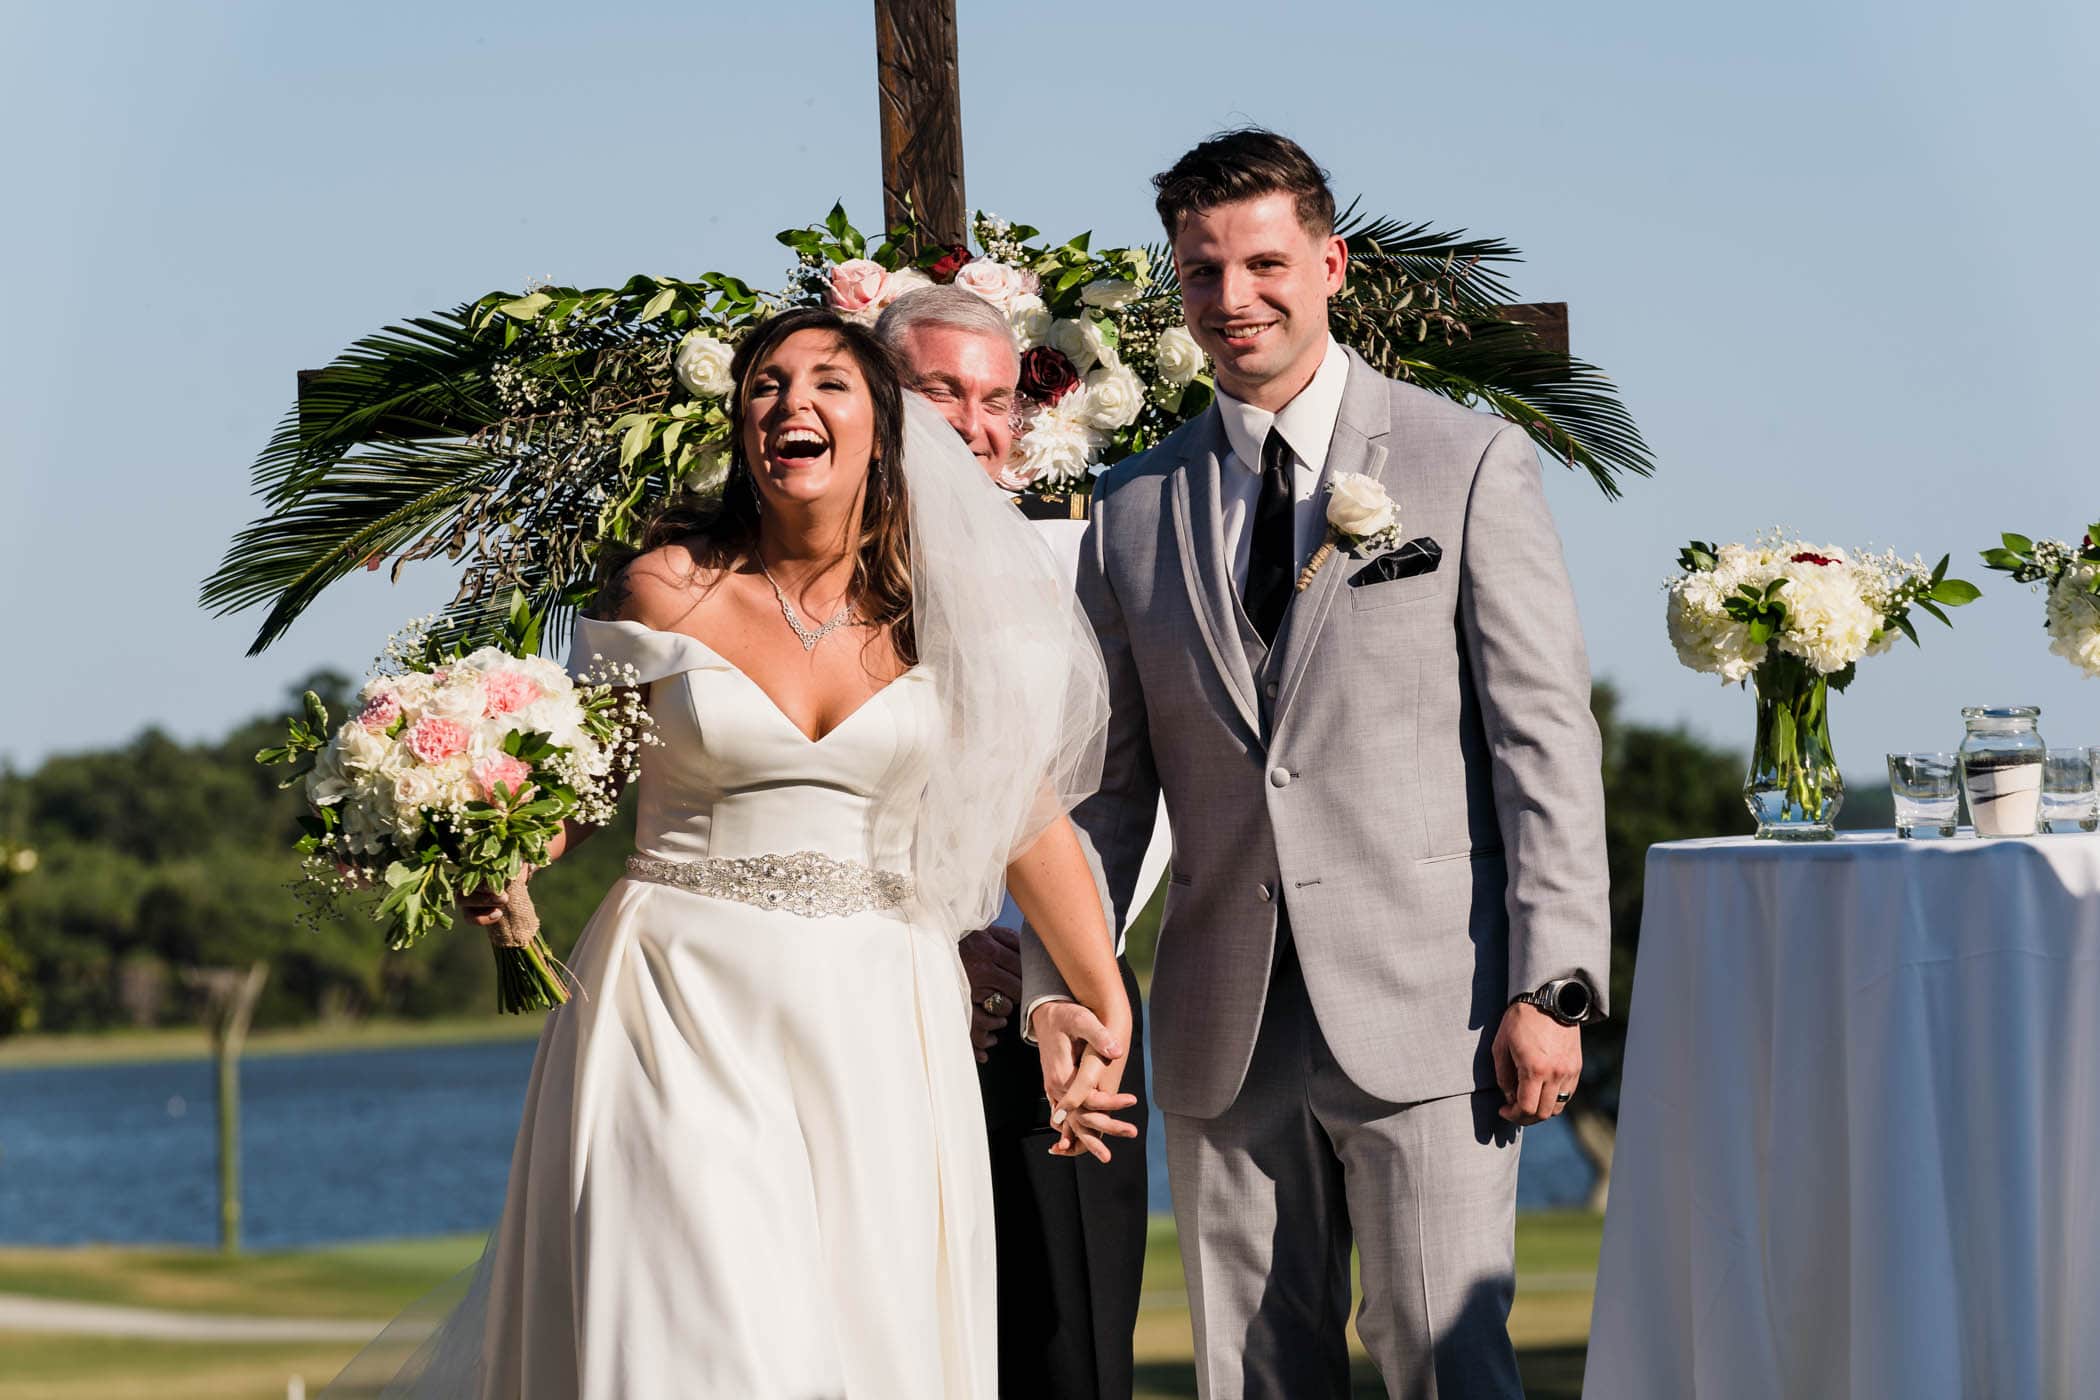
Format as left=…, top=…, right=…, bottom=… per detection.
left=1555, top=1092, right=1572, bottom=1103
left=981, top=992, right=1011, bottom=1017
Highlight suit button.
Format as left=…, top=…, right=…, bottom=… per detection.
left=1256, top=883, right=1274, bottom=902
left=1264, top=682, right=1279, bottom=699
left=1269, top=767, right=1291, bottom=788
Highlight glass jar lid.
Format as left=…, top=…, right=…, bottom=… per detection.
left=1961, top=706, right=2041, bottom=721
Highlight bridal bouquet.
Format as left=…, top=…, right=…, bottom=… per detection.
left=258, top=596, right=649, bottom=1011
left=1666, top=535, right=1977, bottom=837
left=1978, top=526, right=2100, bottom=677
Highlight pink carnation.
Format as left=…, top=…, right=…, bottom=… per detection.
left=474, top=754, right=535, bottom=802
left=404, top=716, right=470, bottom=764
left=482, top=671, right=543, bottom=717
left=357, top=693, right=402, bottom=732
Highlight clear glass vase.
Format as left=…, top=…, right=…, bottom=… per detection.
left=1745, top=658, right=1843, bottom=840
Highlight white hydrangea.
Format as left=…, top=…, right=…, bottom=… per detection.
left=1772, top=553, right=1881, bottom=674
left=2046, top=563, right=2100, bottom=678
left=1664, top=544, right=1770, bottom=683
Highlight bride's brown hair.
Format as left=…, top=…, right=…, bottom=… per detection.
left=606, top=307, right=916, bottom=665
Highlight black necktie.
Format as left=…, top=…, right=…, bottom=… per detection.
left=1242, top=427, right=1294, bottom=644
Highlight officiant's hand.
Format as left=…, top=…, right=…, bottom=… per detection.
left=1492, top=1003, right=1582, bottom=1125
left=1032, top=1001, right=1138, bottom=1162
left=959, top=924, right=1023, bottom=1062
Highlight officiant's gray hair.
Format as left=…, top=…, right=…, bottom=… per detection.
left=875, top=287, right=1019, bottom=367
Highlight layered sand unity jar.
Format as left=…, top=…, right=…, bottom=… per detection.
left=1958, top=706, right=2045, bottom=838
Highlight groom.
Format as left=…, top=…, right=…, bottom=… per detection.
left=1024, top=130, right=1610, bottom=1398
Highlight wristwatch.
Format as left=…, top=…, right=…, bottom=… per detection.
left=1512, top=978, right=1596, bottom=1027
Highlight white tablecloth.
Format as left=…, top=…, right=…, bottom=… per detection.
left=1585, top=833, right=2100, bottom=1399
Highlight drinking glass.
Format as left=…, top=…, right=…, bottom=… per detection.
left=1887, top=752, right=1960, bottom=838
left=2041, top=747, right=2098, bottom=833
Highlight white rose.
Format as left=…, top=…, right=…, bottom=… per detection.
left=952, top=259, right=1040, bottom=312
left=390, top=764, right=450, bottom=815
left=336, top=721, right=395, bottom=774
left=1047, top=316, right=1114, bottom=375
left=1154, top=325, right=1204, bottom=386
left=1325, top=472, right=1397, bottom=539
left=672, top=333, right=734, bottom=399
left=1078, top=365, right=1144, bottom=431
left=305, top=743, right=354, bottom=807
left=1079, top=278, right=1141, bottom=310
left=422, top=678, right=488, bottom=726
left=1006, top=293, right=1052, bottom=348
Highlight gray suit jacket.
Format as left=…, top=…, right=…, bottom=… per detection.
left=1025, top=349, right=1610, bottom=1119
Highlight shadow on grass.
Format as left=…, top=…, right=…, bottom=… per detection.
left=1133, top=1344, right=1586, bottom=1398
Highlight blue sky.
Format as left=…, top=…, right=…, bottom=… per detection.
left=7, top=0, right=2099, bottom=772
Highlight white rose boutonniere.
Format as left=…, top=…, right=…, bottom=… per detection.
left=1298, top=472, right=1403, bottom=591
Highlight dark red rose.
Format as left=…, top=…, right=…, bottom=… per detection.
left=1019, top=345, right=1082, bottom=405
left=928, top=243, right=972, bottom=283
left=1790, top=551, right=1838, bottom=567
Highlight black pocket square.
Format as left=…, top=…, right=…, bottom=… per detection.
left=1347, top=537, right=1442, bottom=588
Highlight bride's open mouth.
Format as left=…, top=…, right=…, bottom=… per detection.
left=765, top=425, right=830, bottom=470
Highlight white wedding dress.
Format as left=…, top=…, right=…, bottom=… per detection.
left=339, top=616, right=996, bottom=1399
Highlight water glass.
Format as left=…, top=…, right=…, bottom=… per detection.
left=2041, top=747, right=2099, bottom=833
left=1887, top=752, right=1959, bottom=838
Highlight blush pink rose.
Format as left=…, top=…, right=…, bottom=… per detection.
left=474, top=754, right=535, bottom=802
left=825, top=259, right=894, bottom=315
left=404, top=716, right=470, bottom=764
left=952, top=259, right=1040, bottom=311
left=482, top=671, right=543, bottom=717
left=357, top=693, right=402, bottom=732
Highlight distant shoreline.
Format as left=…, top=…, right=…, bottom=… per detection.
left=0, top=1014, right=546, bottom=1071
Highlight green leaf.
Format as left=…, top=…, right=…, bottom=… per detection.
left=1894, top=613, right=1920, bottom=646
left=2002, top=532, right=2034, bottom=554
left=825, top=202, right=849, bottom=240
left=639, top=285, right=678, bottom=322
left=1916, top=598, right=1952, bottom=626
left=496, top=291, right=553, bottom=321
left=619, top=417, right=654, bottom=469
left=1980, top=547, right=2025, bottom=572
left=1929, top=578, right=1981, bottom=606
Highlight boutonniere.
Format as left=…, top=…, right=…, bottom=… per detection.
left=1297, top=473, right=1403, bottom=590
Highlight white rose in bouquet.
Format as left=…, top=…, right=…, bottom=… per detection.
left=1048, top=316, right=1114, bottom=375
left=1080, top=278, right=1141, bottom=310
left=1079, top=365, right=1145, bottom=431
left=1006, top=293, right=1052, bottom=348
left=1154, top=325, right=1204, bottom=386
left=952, top=259, right=1040, bottom=312
left=673, top=332, right=735, bottom=398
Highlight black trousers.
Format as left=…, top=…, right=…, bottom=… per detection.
left=978, top=955, right=1149, bottom=1400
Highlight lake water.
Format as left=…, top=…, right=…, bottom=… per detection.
left=0, top=1039, right=1594, bottom=1248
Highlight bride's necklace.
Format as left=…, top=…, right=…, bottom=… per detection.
left=759, top=562, right=856, bottom=652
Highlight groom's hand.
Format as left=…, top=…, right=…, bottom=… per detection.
left=1031, top=1001, right=1138, bottom=1162
left=958, top=925, right=1023, bottom=1062
left=1492, top=1002, right=1582, bottom=1125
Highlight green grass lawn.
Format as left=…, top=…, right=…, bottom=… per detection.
left=0, top=1213, right=1598, bottom=1398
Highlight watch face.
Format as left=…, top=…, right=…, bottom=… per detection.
left=1551, top=980, right=1591, bottom=1022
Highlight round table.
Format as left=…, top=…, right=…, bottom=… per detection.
left=1584, top=832, right=2100, bottom=1399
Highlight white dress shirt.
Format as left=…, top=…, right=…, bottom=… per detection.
left=1214, top=337, right=1351, bottom=590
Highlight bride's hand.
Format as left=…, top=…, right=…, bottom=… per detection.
left=1033, top=1001, right=1138, bottom=1162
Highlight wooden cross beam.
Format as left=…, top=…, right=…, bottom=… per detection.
left=873, top=0, right=967, bottom=248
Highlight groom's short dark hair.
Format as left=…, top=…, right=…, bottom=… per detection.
left=1153, top=129, right=1336, bottom=242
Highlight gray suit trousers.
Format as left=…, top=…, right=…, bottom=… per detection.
left=1165, top=937, right=1524, bottom=1400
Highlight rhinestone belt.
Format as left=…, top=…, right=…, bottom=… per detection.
left=624, top=852, right=915, bottom=918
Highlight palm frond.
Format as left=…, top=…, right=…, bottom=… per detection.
left=203, top=442, right=510, bottom=655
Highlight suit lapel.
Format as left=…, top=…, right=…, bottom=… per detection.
left=1168, top=412, right=1262, bottom=738
left=1268, top=352, right=1393, bottom=736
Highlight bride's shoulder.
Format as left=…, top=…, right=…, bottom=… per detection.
left=602, top=540, right=733, bottom=629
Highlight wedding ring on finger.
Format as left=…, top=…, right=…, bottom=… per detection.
left=980, top=991, right=1011, bottom=1018
left=1555, top=1091, right=1573, bottom=1104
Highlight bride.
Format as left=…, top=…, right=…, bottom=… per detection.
left=337, top=306, right=1135, bottom=1398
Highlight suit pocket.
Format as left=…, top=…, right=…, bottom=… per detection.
left=1349, top=573, right=1443, bottom=612
left=1416, top=845, right=1505, bottom=866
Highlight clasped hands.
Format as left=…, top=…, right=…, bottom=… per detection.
left=960, top=924, right=1138, bottom=1164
